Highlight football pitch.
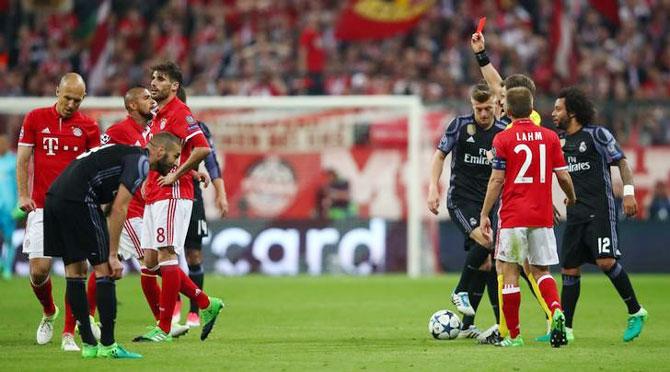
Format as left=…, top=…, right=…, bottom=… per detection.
left=1, top=274, right=668, bottom=371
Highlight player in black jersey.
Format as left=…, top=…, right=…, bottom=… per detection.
left=428, top=84, right=506, bottom=338
left=43, top=133, right=181, bottom=359
left=552, top=87, right=647, bottom=342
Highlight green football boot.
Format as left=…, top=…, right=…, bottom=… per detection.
left=200, top=297, right=224, bottom=341
left=498, top=336, right=524, bottom=347
left=132, top=326, right=172, bottom=342
left=623, top=307, right=648, bottom=342
left=81, top=343, right=99, bottom=359
left=97, top=343, right=142, bottom=359
left=550, top=309, right=568, bottom=347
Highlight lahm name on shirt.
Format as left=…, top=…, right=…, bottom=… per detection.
left=515, top=131, right=543, bottom=141
left=463, top=148, right=491, bottom=165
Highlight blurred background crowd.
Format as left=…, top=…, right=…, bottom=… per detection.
left=0, top=0, right=669, bottom=147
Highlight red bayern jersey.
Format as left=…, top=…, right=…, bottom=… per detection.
left=18, top=105, right=100, bottom=208
left=102, top=116, right=149, bottom=218
left=144, top=96, right=209, bottom=204
left=491, top=118, right=567, bottom=228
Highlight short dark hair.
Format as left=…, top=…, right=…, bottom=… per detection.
left=151, top=61, right=183, bottom=86
left=470, top=83, right=493, bottom=103
left=176, top=86, right=187, bottom=103
left=505, top=87, right=533, bottom=118
left=503, top=74, right=536, bottom=95
left=149, top=131, right=181, bottom=149
left=558, top=86, right=595, bottom=125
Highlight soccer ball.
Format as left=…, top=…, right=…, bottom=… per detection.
left=428, top=309, right=461, bottom=340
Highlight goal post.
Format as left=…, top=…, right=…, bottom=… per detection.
left=0, top=95, right=431, bottom=277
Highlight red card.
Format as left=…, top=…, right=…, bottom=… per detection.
left=476, top=17, right=487, bottom=33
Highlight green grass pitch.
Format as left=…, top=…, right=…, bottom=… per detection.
left=1, top=274, right=668, bottom=371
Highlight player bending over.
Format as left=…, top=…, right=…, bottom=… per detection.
left=44, top=132, right=182, bottom=358
left=89, top=87, right=193, bottom=338
left=480, top=87, right=576, bottom=348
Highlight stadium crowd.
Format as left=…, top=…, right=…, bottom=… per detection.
left=0, top=0, right=669, bottom=146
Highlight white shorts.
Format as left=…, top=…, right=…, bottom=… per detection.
left=495, top=227, right=559, bottom=266
left=119, top=217, right=144, bottom=260
left=22, top=209, right=47, bottom=259
left=141, top=199, right=193, bottom=255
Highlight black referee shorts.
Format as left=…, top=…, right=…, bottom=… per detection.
left=185, top=196, right=208, bottom=250
left=561, top=218, right=620, bottom=269
left=44, top=195, right=109, bottom=266
left=448, top=200, right=497, bottom=251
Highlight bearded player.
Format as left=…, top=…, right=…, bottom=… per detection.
left=135, top=62, right=224, bottom=342
left=552, top=87, right=647, bottom=342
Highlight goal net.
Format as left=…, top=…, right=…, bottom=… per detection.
left=0, top=95, right=459, bottom=277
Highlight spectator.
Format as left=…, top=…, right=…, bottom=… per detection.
left=299, top=12, right=326, bottom=95
left=1, top=1, right=670, bottom=145
left=648, top=181, right=670, bottom=221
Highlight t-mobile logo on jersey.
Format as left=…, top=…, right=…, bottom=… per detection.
left=43, top=137, right=59, bottom=156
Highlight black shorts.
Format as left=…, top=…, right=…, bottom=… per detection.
left=44, top=196, right=109, bottom=266
left=561, top=218, right=620, bottom=268
left=185, top=197, right=208, bottom=250
left=448, top=201, right=497, bottom=251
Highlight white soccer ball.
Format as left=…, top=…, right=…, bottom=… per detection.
left=428, top=309, right=461, bottom=340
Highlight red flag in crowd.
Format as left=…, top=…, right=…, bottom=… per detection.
left=335, top=0, right=436, bottom=41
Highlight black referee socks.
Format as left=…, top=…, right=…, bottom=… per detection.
left=604, top=263, right=641, bottom=315
left=96, top=276, right=117, bottom=347
left=561, top=274, right=581, bottom=328
left=66, top=277, right=97, bottom=346
left=188, top=264, right=204, bottom=314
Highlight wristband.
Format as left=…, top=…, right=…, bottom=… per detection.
left=623, top=184, right=635, bottom=196
left=475, top=50, right=490, bottom=67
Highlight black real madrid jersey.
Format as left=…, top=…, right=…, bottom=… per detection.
left=437, top=114, right=506, bottom=206
left=562, top=125, right=624, bottom=224
left=47, top=144, right=149, bottom=205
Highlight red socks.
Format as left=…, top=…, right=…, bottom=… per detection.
left=502, top=285, right=521, bottom=338
left=63, top=293, right=76, bottom=334
left=87, top=271, right=97, bottom=316
left=141, top=267, right=161, bottom=320
left=158, top=264, right=181, bottom=333
left=537, top=274, right=562, bottom=314
left=179, top=270, right=209, bottom=309
left=31, top=276, right=56, bottom=316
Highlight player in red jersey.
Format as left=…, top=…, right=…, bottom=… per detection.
left=95, top=87, right=193, bottom=338
left=135, top=62, right=224, bottom=342
left=100, top=88, right=153, bottom=268
left=16, top=73, right=101, bottom=351
left=479, top=87, right=577, bottom=348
